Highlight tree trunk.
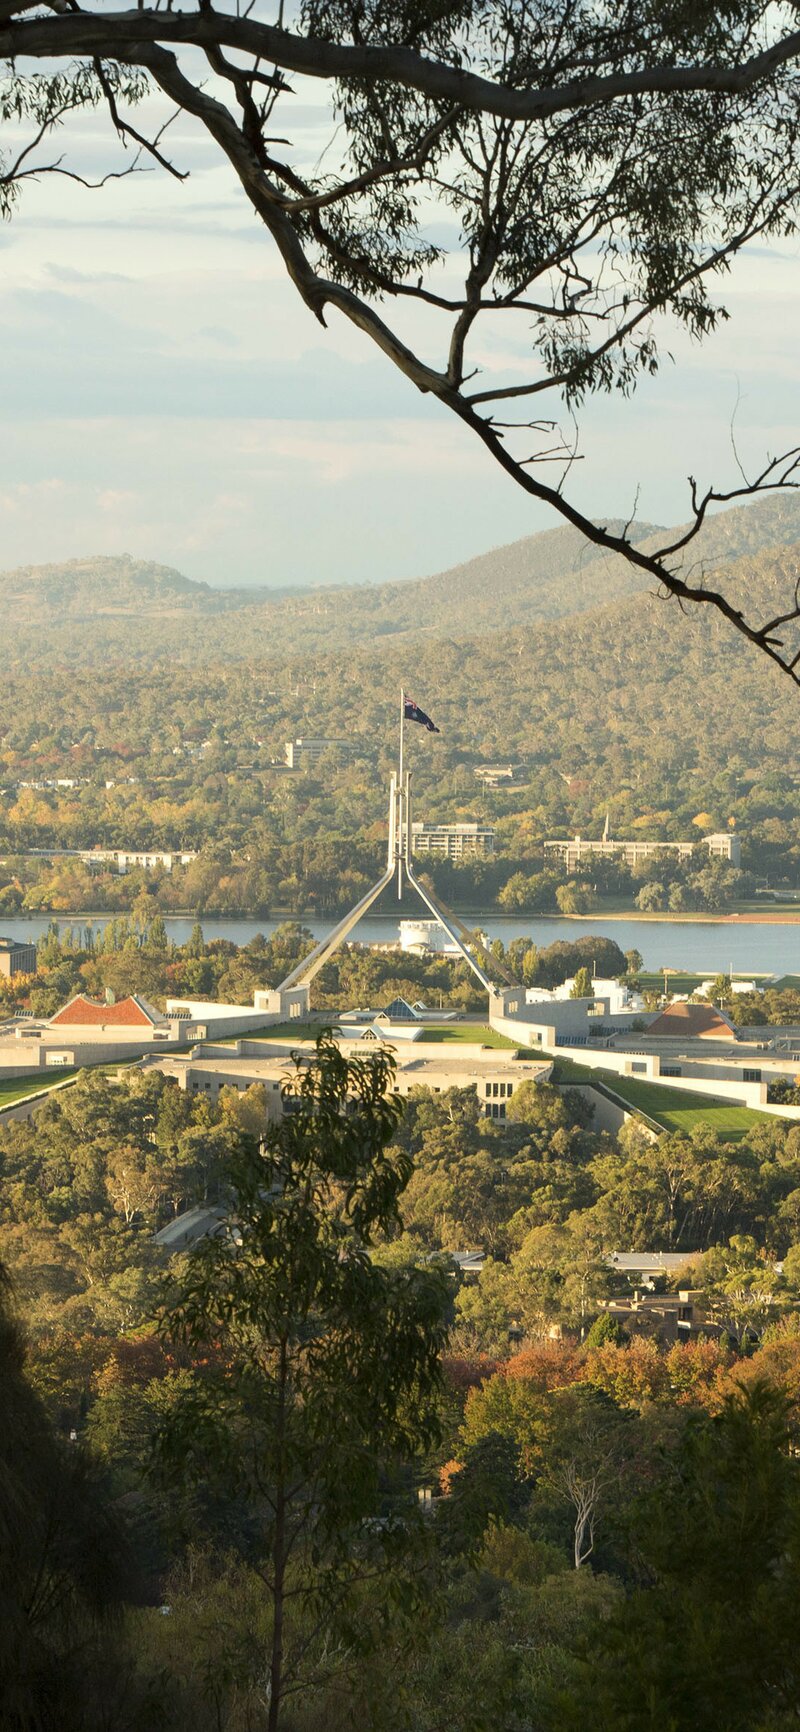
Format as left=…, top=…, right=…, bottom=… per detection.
left=267, top=1490, right=286, bottom=1732
left=268, top=1339, right=288, bottom=1732
left=573, top=1496, right=595, bottom=1569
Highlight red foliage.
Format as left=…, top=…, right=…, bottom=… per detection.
left=441, top=1353, right=501, bottom=1395
left=95, top=1334, right=174, bottom=1391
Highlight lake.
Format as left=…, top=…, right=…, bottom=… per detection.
left=2, top=908, right=798, bottom=975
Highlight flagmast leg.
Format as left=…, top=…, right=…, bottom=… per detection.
left=399, top=687, right=405, bottom=789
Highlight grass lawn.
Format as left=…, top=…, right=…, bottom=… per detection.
left=0, top=1070, right=77, bottom=1109
left=550, top=1055, right=607, bottom=1085
left=636, top=970, right=770, bottom=994
left=249, top=1021, right=521, bottom=1048
left=595, top=1074, right=770, bottom=1139
left=217, top=1021, right=333, bottom=1045
left=550, top=1055, right=772, bottom=1139
left=417, top=1024, right=520, bottom=1047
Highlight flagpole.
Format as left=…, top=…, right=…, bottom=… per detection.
left=398, top=688, right=405, bottom=898
left=399, top=686, right=405, bottom=788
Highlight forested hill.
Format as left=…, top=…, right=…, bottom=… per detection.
left=0, top=554, right=223, bottom=620
left=7, top=490, right=800, bottom=668
left=245, top=539, right=800, bottom=824
left=4, top=537, right=800, bottom=854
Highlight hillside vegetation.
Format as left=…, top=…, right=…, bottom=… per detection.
left=3, top=491, right=800, bottom=917
left=6, top=490, right=800, bottom=667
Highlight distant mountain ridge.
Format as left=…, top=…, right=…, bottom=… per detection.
left=5, top=491, right=800, bottom=665
left=0, top=554, right=217, bottom=620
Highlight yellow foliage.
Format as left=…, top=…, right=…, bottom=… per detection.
left=631, top=811, right=671, bottom=829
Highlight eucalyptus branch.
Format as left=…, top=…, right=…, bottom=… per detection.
left=3, top=0, right=800, bottom=683
left=92, top=56, right=187, bottom=178
left=3, top=8, right=800, bottom=126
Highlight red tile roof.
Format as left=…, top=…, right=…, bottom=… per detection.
left=646, top=1000, right=737, bottom=1041
left=49, top=994, right=160, bottom=1028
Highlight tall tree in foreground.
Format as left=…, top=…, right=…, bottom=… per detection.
left=0, top=1265, right=133, bottom=1732
left=4, top=2, right=800, bottom=676
left=156, top=1034, right=449, bottom=1732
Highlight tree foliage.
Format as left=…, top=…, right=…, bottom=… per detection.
left=155, top=1034, right=450, bottom=1728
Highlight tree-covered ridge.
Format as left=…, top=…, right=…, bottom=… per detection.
left=3, top=510, right=800, bottom=914
left=4, top=490, right=800, bottom=668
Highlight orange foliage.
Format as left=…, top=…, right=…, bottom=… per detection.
left=94, top=1333, right=175, bottom=1393
left=714, top=1329, right=800, bottom=1420
left=584, top=1336, right=669, bottom=1407
left=439, top=1459, right=464, bottom=1497
left=663, top=1338, right=731, bottom=1405
left=503, top=1341, right=583, bottom=1388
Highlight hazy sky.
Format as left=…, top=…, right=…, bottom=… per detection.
left=3, top=75, right=800, bottom=588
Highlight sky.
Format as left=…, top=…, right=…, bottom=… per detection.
left=3, top=72, right=800, bottom=589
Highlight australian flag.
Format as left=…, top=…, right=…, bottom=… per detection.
left=404, top=696, right=440, bottom=734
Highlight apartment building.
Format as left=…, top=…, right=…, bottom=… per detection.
left=284, top=738, right=352, bottom=770
left=409, top=821, right=496, bottom=860
left=0, top=936, right=37, bottom=977
left=544, top=830, right=741, bottom=873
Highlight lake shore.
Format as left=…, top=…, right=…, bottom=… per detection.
left=3, top=909, right=798, bottom=974
left=7, top=905, right=800, bottom=926
left=559, top=909, right=800, bottom=925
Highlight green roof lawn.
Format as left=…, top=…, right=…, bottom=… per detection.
left=416, top=1024, right=519, bottom=1047
left=600, top=1075, right=771, bottom=1139
left=636, top=970, right=770, bottom=994
left=550, top=1055, right=772, bottom=1140
left=0, top=1070, right=77, bottom=1110
left=249, top=1021, right=520, bottom=1048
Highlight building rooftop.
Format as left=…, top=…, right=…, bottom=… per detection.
left=49, top=993, right=166, bottom=1029
left=153, top=1204, right=231, bottom=1251
left=645, top=1000, right=738, bottom=1041
left=158, top=1050, right=551, bottom=1087
left=607, top=1250, right=697, bottom=1275
left=398, top=1055, right=551, bottom=1082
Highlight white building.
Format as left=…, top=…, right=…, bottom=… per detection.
left=555, top=976, right=647, bottom=1014
left=544, top=831, right=741, bottom=872
left=473, top=764, right=521, bottom=786
left=97, top=849, right=196, bottom=874
left=399, top=918, right=461, bottom=957
left=284, top=738, right=352, bottom=770
left=151, top=1042, right=553, bottom=1124
left=22, top=847, right=197, bottom=874
left=409, top=821, right=495, bottom=860
left=698, top=978, right=760, bottom=998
